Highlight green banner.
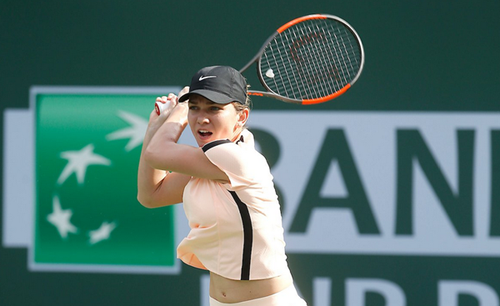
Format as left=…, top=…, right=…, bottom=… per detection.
left=32, top=88, right=181, bottom=273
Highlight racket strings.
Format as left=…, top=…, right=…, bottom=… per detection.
left=306, top=25, right=339, bottom=98
left=294, top=24, right=322, bottom=99
left=329, top=23, right=360, bottom=86
left=260, top=18, right=362, bottom=100
left=262, top=35, right=299, bottom=100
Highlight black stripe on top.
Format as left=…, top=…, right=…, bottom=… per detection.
left=202, top=139, right=231, bottom=152
left=229, top=190, right=253, bottom=280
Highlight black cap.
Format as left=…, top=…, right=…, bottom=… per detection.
left=179, top=66, right=247, bottom=104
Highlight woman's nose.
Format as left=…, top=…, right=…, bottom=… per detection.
left=197, top=116, right=209, bottom=125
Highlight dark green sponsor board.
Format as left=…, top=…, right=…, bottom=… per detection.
left=32, top=89, right=179, bottom=273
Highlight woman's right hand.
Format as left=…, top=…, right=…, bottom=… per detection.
left=162, top=86, right=189, bottom=125
left=152, top=93, right=177, bottom=119
left=152, top=86, right=189, bottom=119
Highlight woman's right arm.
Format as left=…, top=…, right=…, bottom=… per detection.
left=137, top=92, right=191, bottom=208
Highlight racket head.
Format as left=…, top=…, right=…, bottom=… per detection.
left=249, top=14, right=365, bottom=105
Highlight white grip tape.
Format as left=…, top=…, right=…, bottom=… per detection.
left=155, top=101, right=171, bottom=115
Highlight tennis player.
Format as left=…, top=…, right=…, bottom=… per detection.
left=137, top=66, right=307, bottom=306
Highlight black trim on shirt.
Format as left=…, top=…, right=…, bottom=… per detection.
left=236, top=135, right=244, bottom=145
left=202, top=139, right=231, bottom=152
left=229, top=190, right=253, bottom=280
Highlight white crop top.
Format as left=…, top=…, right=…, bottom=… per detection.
left=176, top=129, right=288, bottom=280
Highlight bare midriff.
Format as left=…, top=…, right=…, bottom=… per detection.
left=209, top=270, right=293, bottom=303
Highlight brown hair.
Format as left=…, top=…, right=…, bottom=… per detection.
left=232, top=90, right=251, bottom=130
left=233, top=96, right=251, bottom=112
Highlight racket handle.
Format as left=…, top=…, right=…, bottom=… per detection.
left=155, top=101, right=171, bottom=115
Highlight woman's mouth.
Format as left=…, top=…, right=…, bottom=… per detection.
left=198, top=130, right=213, bottom=138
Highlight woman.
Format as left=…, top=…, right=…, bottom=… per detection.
left=137, top=66, right=307, bottom=306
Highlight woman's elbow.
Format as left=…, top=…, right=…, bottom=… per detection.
left=137, top=193, right=156, bottom=209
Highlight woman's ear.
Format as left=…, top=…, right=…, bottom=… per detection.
left=238, top=108, right=249, bottom=127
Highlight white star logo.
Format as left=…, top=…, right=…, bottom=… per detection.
left=47, top=195, right=78, bottom=239
left=89, top=221, right=117, bottom=245
left=57, top=144, right=111, bottom=185
left=106, top=110, right=148, bottom=151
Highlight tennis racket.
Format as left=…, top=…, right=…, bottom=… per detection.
left=156, top=13, right=364, bottom=113
left=240, top=14, right=364, bottom=105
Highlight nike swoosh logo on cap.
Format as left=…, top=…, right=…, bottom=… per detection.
left=199, top=75, right=217, bottom=81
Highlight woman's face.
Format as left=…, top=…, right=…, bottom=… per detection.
left=187, top=95, right=247, bottom=147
